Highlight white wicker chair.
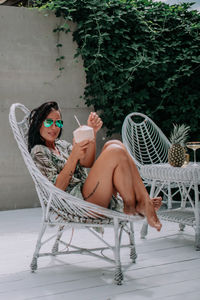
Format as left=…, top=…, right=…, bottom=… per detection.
left=122, top=112, right=186, bottom=237
left=122, top=112, right=173, bottom=203
left=9, top=103, right=143, bottom=285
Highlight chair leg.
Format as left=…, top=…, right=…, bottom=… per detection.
left=129, top=222, right=137, bottom=262
left=140, top=219, right=148, bottom=239
left=30, top=222, right=47, bottom=272
left=194, top=180, right=200, bottom=251
left=167, top=183, right=172, bottom=209
left=113, top=218, right=123, bottom=285
left=195, top=227, right=200, bottom=251
left=179, top=223, right=185, bottom=231
left=52, top=225, right=65, bottom=254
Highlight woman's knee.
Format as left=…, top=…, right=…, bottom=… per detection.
left=102, top=140, right=125, bottom=151
left=102, top=142, right=128, bottom=162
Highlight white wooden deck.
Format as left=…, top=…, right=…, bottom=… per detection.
left=0, top=208, right=200, bottom=300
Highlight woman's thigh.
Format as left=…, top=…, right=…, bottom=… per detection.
left=82, top=143, right=124, bottom=207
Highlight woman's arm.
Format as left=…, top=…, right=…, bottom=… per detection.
left=79, top=112, right=103, bottom=168
left=79, top=138, right=96, bottom=168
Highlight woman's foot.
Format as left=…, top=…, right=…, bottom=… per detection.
left=151, top=197, right=162, bottom=211
left=124, top=197, right=162, bottom=215
left=136, top=199, right=162, bottom=231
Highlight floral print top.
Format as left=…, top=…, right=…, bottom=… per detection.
left=31, top=139, right=87, bottom=199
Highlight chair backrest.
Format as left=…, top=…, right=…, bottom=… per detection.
left=122, top=112, right=171, bottom=168
left=9, top=103, right=58, bottom=209
left=9, top=103, right=33, bottom=170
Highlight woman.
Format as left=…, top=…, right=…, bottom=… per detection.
left=28, top=101, right=162, bottom=231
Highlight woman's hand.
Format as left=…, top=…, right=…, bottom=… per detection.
left=56, top=140, right=90, bottom=191
left=87, top=112, right=103, bottom=134
left=71, top=139, right=90, bottom=161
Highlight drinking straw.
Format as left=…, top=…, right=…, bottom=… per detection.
left=74, top=115, right=81, bottom=127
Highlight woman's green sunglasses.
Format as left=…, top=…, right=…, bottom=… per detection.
left=43, top=119, right=63, bottom=128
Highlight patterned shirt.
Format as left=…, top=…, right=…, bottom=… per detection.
left=31, top=139, right=87, bottom=199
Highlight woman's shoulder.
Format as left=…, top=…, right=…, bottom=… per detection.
left=31, top=144, right=50, bottom=157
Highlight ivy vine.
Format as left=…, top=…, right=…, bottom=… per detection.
left=35, top=0, right=200, bottom=139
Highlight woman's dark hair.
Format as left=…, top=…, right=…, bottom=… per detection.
left=28, top=101, right=62, bottom=152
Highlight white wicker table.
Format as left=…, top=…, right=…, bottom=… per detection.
left=140, top=162, right=200, bottom=250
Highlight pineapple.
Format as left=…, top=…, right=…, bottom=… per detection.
left=168, top=124, right=190, bottom=167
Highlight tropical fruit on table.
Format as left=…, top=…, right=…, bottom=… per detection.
left=168, top=124, right=190, bottom=167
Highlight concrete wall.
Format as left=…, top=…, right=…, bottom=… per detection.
left=0, top=6, right=115, bottom=210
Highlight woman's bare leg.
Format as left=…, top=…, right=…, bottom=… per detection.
left=102, top=140, right=162, bottom=229
left=82, top=143, right=137, bottom=212
left=103, top=140, right=162, bottom=206
left=82, top=141, right=162, bottom=231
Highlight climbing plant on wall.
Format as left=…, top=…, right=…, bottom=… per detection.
left=35, top=0, right=200, bottom=139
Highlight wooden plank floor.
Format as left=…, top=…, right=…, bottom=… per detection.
left=0, top=208, right=200, bottom=300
